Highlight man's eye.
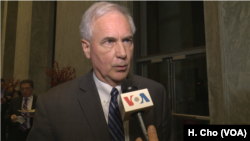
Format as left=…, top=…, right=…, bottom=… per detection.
left=124, top=39, right=132, bottom=43
left=106, top=40, right=113, bottom=44
left=103, top=39, right=115, bottom=48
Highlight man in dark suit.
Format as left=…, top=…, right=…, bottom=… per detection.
left=1, top=78, right=13, bottom=141
left=5, top=79, right=37, bottom=141
left=27, top=2, right=171, bottom=141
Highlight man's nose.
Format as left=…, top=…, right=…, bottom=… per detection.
left=115, top=42, right=127, bottom=59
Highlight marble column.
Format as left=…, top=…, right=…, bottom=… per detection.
left=29, top=1, right=56, bottom=95
left=204, top=1, right=250, bottom=124
left=13, top=1, right=55, bottom=95
left=1, top=1, right=8, bottom=78
left=1, top=1, right=18, bottom=80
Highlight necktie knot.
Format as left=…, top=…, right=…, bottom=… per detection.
left=23, top=98, right=28, bottom=110
left=111, top=88, right=119, bottom=99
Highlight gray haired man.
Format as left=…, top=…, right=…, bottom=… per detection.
left=27, top=2, right=171, bottom=141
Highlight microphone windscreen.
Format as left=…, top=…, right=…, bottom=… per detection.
left=121, top=79, right=138, bottom=93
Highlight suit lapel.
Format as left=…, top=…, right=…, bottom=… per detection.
left=77, top=70, right=111, bottom=140
left=31, top=95, right=37, bottom=109
left=18, top=96, right=23, bottom=109
left=15, top=97, right=23, bottom=116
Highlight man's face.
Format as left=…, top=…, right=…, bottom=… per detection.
left=8, top=83, right=14, bottom=91
left=82, top=11, right=134, bottom=87
left=20, top=83, right=33, bottom=98
left=1, top=81, right=5, bottom=90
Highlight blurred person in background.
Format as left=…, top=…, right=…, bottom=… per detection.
left=1, top=78, right=13, bottom=141
left=5, top=79, right=37, bottom=141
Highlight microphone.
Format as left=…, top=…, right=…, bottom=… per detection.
left=118, top=79, right=154, bottom=141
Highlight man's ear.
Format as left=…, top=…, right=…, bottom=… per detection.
left=81, top=39, right=91, bottom=59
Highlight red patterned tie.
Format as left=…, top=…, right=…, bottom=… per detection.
left=20, top=98, right=28, bottom=131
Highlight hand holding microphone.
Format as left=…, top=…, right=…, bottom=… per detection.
left=136, top=125, right=159, bottom=141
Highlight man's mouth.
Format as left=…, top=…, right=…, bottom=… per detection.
left=115, top=65, right=127, bottom=71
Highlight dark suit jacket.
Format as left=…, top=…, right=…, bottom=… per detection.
left=1, top=89, right=13, bottom=116
left=5, top=95, right=37, bottom=139
left=27, top=70, right=171, bottom=141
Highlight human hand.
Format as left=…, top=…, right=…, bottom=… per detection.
left=7, top=96, right=12, bottom=99
left=135, top=125, right=158, bottom=141
left=11, top=114, right=17, bottom=122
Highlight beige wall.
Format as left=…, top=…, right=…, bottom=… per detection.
left=54, top=1, right=94, bottom=78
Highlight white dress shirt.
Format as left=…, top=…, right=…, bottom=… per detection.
left=0, top=89, right=4, bottom=112
left=1, top=89, right=4, bottom=98
left=21, top=95, right=33, bottom=129
left=93, top=72, right=129, bottom=141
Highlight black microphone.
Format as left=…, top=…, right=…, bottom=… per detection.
left=120, top=78, right=153, bottom=141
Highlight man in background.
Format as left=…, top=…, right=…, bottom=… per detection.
left=27, top=2, right=171, bottom=141
left=5, top=79, right=37, bottom=141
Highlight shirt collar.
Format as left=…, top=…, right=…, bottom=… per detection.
left=93, top=72, right=122, bottom=96
left=23, top=94, right=33, bottom=100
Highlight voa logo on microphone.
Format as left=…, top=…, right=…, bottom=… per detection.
left=120, top=89, right=153, bottom=120
left=123, top=93, right=150, bottom=106
left=123, top=91, right=150, bottom=106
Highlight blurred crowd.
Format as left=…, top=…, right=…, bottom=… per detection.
left=0, top=79, right=36, bottom=141
left=1, top=79, right=22, bottom=98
